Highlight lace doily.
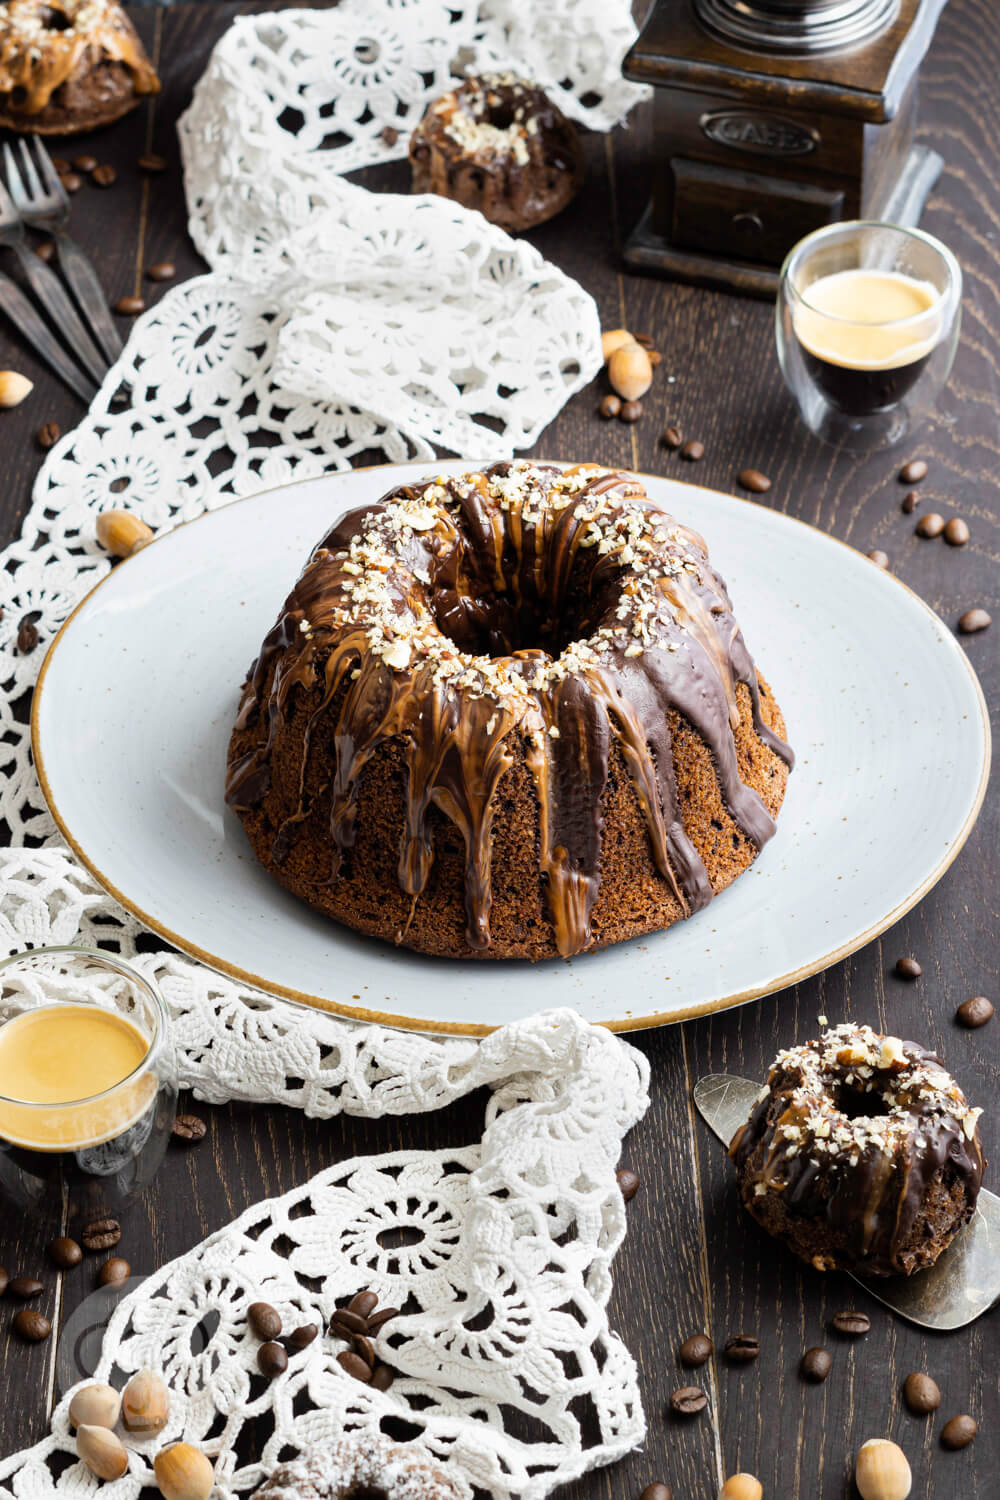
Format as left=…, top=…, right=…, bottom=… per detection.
left=0, top=1012, right=650, bottom=1500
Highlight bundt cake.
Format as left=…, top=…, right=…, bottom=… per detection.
left=730, top=1023, right=985, bottom=1277
left=226, top=462, right=793, bottom=960
left=0, top=0, right=159, bottom=134
left=409, top=73, right=584, bottom=231
left=253, top=1438, right=465, bottom=1500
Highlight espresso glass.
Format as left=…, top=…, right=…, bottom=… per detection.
left=777, top=221, right=962, bottom=451
left=0, top=947, right=177, bottom=1223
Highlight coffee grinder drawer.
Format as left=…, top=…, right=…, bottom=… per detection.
left=669, top=158, right=845, bottom=265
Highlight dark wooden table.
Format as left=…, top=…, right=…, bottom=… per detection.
left=1, top=4, right=996, bottom=1496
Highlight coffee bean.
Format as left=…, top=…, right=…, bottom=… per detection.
left=941, top=1414, right=977, bottom=1449
left=37, top=421, right=61, bottom=449
left=680, top=439, right=704, bottom=461
left=73, top=155, right=98, bottom=174
left=943, top=517, right=969, bottom=546
left=616, top=1167, right=640, bottom=1202
left=801, top=1346, right=832, bottom=1382
left=172, top=1113, right=207, bottom=1142
left=370, top=1364, right=394, bottom=1392
left=352, top=1334, right=376, bottom=1369
left=366, top=1306, right=400, bottom=1332
left=737, top=468, right=771, bottom=493
left=13, top=1309, right=51, bottom=1342
left=958, top=607, right=991, bottom=634
left=831, top=1310, right=870, bottom=1336
left=138, top=153, right=168, bottom=173
left=16, top=615, right=38, bottom=653
left=97, top=1257, right=130, bottom=1287
left=956, top=996, right=993, bottom=1028
left=248, top=1302, right=282, bottom=1339
left=916, top=512, right=945, bottom=538
left=0, top=1267, right=7, bottom=1296
left=669, top=1385, right=708, bottom=1416
left=639, top=1486, right=673, bottom=1500
left=903, top=1372, right=941, bottom=1414
left=331, top=1308, right=368, bottom=1337
left=8, top=1278, right=44, bottom=1299
left=724, top=1334, right=760, bottom=1363
left=48, top=1237, right=82, bottom=1269
left=60, top=173, right=83, bottom=193
left=82, top=1218, right=121, bottom=1252
left=895, top=956, right=922, bottom=981
left=899, top=459, right=928, bottom=484
left=867, top=550, right=890, bottom=569
left=337, top=1350, right=372, bottom=1383
left=661, top=425, right=682, bottom=450
left=35, top=241, right=56, bottom=263
left=115, top=296, right=146, bottom=316
left=286, top=1323, right=319, bottom=1352
left=146, top=262, right=176, bottom=283
left=901, top=490, right=919, bottom=514
left=92, top=164, right=117, bottom=188
left=380, top=126, right=400, bottom=147
left=51, top=158, right=70, bottom=174
left=257, top=1340, right=288, bottom=1378
left=619, top=400, right=642, bottom=424
left=599, top=394, right=621, bottom=419
left=678, top=1333, right=713, bottom=1367
left=348, top=1290, right=379, bottom=1320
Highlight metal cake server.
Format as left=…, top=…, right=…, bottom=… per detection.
left=694, top=1073, right=1000, bottom=1331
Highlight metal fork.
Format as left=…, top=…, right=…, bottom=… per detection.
left=0, top=158, right=109, bottom=386
left=4, top=139, right=122, bottom=366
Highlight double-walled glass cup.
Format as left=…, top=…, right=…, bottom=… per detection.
left=0, top=947, right=177, bottom=1223
left=777, top=221, right=962, bottom=451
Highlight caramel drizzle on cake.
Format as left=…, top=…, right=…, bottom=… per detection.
left=0, top=0, right=159, bottom=113
left=227, top=463, right=793, bottom=957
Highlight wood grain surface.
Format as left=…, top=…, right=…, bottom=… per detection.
left=0, top=4, right=996, bottom=1496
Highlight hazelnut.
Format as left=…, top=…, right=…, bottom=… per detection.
left=154, top=1443, right=214, bottom=1500
left=720, top=1477, right=762, bottom=1500
left=607, top=342, right=653, bottom=403
left=121, top=1368, right=170, bottom=1434
left=69, top=1384, right=122, bottom=1431
left=0, top=371, right=34, bottom=408
left=878, top=1036, right=906, bottom=1070
left=855, top=1439, right=912, bottom=1500
left=96, top=510, right=154, bottom=559
left=600, top=328, right=635, bottom=362
left=76, top=1424, right=129, bottom=1481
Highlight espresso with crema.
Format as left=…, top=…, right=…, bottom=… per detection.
left=793, top=269, right=941, bottom=415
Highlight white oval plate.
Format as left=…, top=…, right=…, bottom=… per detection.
left=32, top=461, right=990, bottom=1035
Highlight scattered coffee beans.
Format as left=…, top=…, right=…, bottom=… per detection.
left=958, top=607, right=991, bottom=634
left=916, top=512, right=945, bottom=538
left=737, top=468, right=771, bottom=493
left=940, top=1414, right=977, bottom=1450
left=352, top=1334, right=376, bottom=1369
left=348, top=1290, right=379, bottom=1319
left=724, top=1334, right=760, bottom=1363
left=0, top=1266, right=7, bottom=1296
left=867, top=550, right=889, bottom=569
left=172, top=1113, right=207, bottom=1142
left=895, top=956, right=922, bottom=981
left=678, top=1333, right=713, bottom=1367
left=831, top=1310, right=870, bottom=1337
left=73, top=155, right=98, bottom=174
left=669, top=1385, right=708, bottom=1416
left=97, top=1257, right=130, bottom=1288
left=82, top=1218, right=121, bottom=1252
left=248, top=1302, right=282, bottom=1340
left=639, top=1485, right=673, bottom=1500
left=899, top=459, right=928, bottom=484
left=331, top=1308, right=368, bottom=1337
left=680, top=439, right=704, bottom=462
left=138, top=153, right=168, bottom=173
left=801, top=1346, right=832, bottom=1382
left=366, top=1306, right=400, bottom=1332
left=337, top=1349, right=372, bottom=1383
left=51, top=158, right=70, bottom=174
left=16, top=615, right=38, bottom=653
left=8, top=1277, right=43, bottom=1299
left=257, top=1340, right=288, bottom=1378
left=37, top=421, right=61, bottom=449
left=48, top=1236, right=83, bottom=1269
left=286, top=1323, right=319, bottom=1352
left=661, top=425, right=682, bottom=450
left=60, top=173, right=83, bottom=193
left=619, top=400, right=643, bottom=424
left=901, top=490, right=919, bottom=514
left=956, top=995, right=993, bottom=1028
left=35, top=241, right=56, bottom=263
left=146, top=262, right=177, bottom=283
left=616, top=1167, right=640, bottom=1202
left=902, top=1372, right=940, bottom=1414
left=943, top=517, right=969, bottom=546
left=13, top=1309, right=51, bottom=1342
left=115, top=296, right=146, bottom=317
left=380, top=126, right=400, bottom=147
left=370, top=1364, right=394, bottom=1392
left=599, top=394, right=621, bottom=419
left=92, top=164, right=117, bottom=188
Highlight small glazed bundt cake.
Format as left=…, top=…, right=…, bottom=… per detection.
left=254, top=1438, right=466, bottom=1500
left=730, top=1023, right=985, bottom=1277
left=226, top=463, right=792, bottom=961
left=409, top=73, right=584, bottom=230
left=0, top=0, right=159, bottom=134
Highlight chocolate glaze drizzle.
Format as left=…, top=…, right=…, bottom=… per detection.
left=226, top=463, right=793, bottom=957
left=0, top=0, right=159, bottom=116
left=730, top=1024, right=985, bottom=1277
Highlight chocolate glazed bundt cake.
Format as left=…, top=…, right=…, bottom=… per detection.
left=730, top=1024, right=985, bottom=1277
left=226, top=463, right=793, bottom=961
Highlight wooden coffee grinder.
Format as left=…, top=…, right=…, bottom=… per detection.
left=622, top=0, right=949, bottom=296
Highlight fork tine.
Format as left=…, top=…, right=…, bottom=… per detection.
left=33, top=136, right=67, bottom=202
left=18, top=139, right=44, bottom=203
left=0, top=173, right=19, bottom=221
left=2, top=142, right=27, bottom=210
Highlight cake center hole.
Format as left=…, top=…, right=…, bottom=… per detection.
left=836, top=1085, right=891, bottom=1121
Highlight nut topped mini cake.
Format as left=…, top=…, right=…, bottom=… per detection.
left=409, top=73, right=584, bottom=230
left=254, top=1438, right=466, bottom=1500
left=226, top=462, right=792, bottom=961
left=0, top=0, right=160, bottom=134
left=730, top=1023, right=985, bottom=1277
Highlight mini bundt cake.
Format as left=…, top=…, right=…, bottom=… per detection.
left=409, top=73, right=584, bottom=230
left=730, top=1023, right=985, bottom=1277
left=0, top=0, right=159, bottom=135
left=226, top=463, right=792, bottom=961
left=254, top=1438, right=465, bottom=1500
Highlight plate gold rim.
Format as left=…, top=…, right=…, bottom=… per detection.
left=31, top=459, right=992, bottom=1037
